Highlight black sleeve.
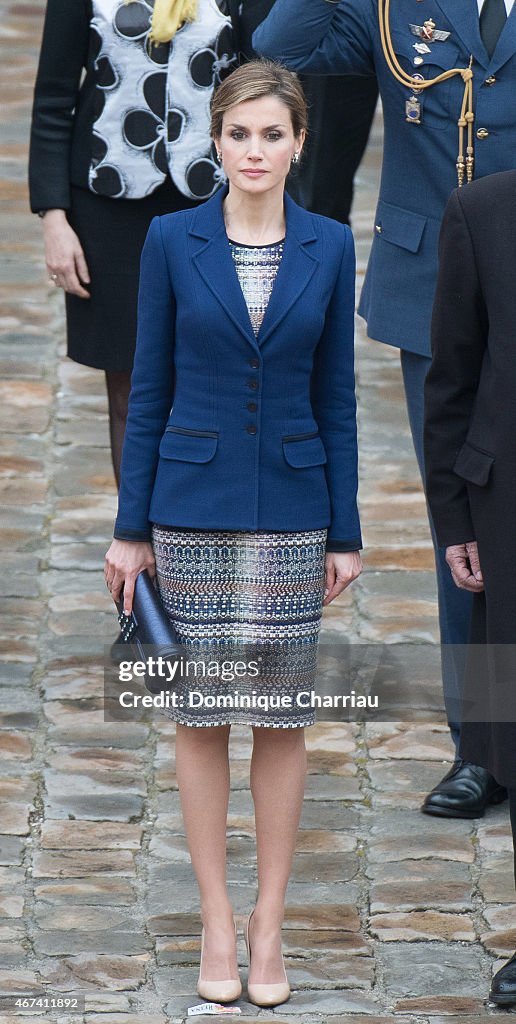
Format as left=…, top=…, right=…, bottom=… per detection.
left=28, top=0, right=90, bottom=212
left=424, top=189, right=488, bottom=548
left=237, top=0, right=276, bottom=59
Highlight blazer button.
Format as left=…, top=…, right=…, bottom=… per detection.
left=247, top=401, right=257, bottom=412
left=476, top=128, right=489, bottom=139
left=246, top=424, right=257, bottom=434
left=248, top=380, right=258, bottom=390
left=249, top=358, right=259, bottom=368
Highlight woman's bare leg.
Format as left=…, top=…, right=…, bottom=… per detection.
left=248, top=726, right=307, bottom=982
left=175, top=723, right=239, bottom=980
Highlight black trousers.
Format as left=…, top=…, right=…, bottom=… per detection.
left=287, top=75, right=379, bottom=224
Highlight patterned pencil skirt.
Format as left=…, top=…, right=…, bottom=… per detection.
left=151, top=526, right=328, bottom=728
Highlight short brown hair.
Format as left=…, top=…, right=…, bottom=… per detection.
left=210, top=59, right=308, bottom=140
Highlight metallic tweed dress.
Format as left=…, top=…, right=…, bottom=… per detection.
left=152, top=240, right=327, bottom=728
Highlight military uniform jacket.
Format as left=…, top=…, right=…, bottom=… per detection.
left=254, top=0, right=516, bottom=356
left=113, top=188, right=362, bottom=552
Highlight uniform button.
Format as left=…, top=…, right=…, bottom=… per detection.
left=248, top=380, right=258, bottom=390
left=246, top=424, right=257, bottom=435
left=247, top=401, right=257, bottom=412
left=476, top=128, right=489, bottom=139
left=249, top=358, right=259, bottom=368
left=375, top=224, right=382, bottom=234
left=484, top=75, right=496, bottom=85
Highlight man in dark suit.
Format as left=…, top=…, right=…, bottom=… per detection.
left=424, top=169, right=516, bottom=1005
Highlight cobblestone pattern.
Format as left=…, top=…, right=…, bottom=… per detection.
left=0, top=3, right=514, bottom=1022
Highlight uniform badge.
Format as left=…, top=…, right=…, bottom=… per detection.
left=413, top=41, right=431, bottom=54
left=406, top=96, right=421, bottom=123
left=409, top=19, right=451, bottom=42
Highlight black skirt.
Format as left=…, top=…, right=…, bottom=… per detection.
left=65, top=179, right=201, bottom=373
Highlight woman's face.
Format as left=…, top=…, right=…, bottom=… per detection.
left=216, top=95, right=304, bottom=196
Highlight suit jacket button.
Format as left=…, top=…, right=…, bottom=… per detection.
left=247, top=401, right=257, bottom=412
left=246, top=424, right=257, bottom=434
left=249, top=358, right=260, bottom=368
left=248, top=380, right=258, bottom=390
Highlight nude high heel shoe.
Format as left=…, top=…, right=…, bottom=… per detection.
left=196, top=919, right=242, bottom=1003
left=244, top=909, right=291, bottom=1007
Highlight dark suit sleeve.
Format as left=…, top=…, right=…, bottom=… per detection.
left=252, top=0, right=374, bottom=76
left=114, top=218, right=176, bottom=541
left=424, top=189, right=488, bottom=548
left=312, top=225, right=362, bottom=553
left=28, top=0, right=90, bottom=212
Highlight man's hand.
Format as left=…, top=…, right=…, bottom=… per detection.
left=324, top=550, right=362, bottom=605
left=446, top=541, right=484, bottom=592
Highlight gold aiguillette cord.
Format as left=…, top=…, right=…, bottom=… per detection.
left=378, top=0, right=474, bottom=186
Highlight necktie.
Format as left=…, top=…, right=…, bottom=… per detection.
left=480, top=0, right=507, bottom=58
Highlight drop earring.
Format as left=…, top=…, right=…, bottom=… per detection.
left=291, top=151, right=300, bottom=165
left=216, top=151, right=222, bottom=164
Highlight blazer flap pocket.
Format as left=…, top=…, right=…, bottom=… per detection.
left=374, top=200, right=427, bottom=253
left=159, top=428, right=218, bottom=463
left=453, top=440, right=494, bottom=486
left=283, top=435, right=327, bottom=468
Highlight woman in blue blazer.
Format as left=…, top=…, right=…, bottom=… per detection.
left=105, top=60, right=361, bottom=1008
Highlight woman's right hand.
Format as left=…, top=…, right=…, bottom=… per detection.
left=42, top=210, right=91, bottom=298
left=104, top=540, right=156, bottom=615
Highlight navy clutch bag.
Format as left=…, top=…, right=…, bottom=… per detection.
left=114, top=570, right=184, bottom=694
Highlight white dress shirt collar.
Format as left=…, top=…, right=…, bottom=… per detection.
left=478, top=0, right=515, bottom=16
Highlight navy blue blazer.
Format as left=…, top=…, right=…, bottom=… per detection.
left=254, top=0, right=516, bottom=357
left=114, top=187, right=362, bottom=552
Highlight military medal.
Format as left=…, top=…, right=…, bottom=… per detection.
left=411, top=72, right=425, bottom=94
left=413, top=41, right=431, bottom=54
left=406, top=95, right=421, bottom=123
left=409, top=19, right=451, bottom=42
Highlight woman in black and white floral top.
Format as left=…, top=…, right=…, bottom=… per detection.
left=29, top=0, right=240, bottom=481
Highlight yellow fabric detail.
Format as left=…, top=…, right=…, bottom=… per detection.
left=126, top=0, right=198, bottom=44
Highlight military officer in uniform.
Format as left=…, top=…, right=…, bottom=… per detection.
left=254, top=0, right=516, bottom=818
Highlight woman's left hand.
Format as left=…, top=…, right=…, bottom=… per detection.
left=323, top=551, right=362, bottom=606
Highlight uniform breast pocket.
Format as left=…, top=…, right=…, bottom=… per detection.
left=390, top=29, right=462, bottom=132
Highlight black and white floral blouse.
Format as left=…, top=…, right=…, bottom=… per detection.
left=29, top=0, right=238, bottom=211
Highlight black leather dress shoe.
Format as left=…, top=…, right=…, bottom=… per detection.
left=422, top=759, right=507, bottom=818
left=490, top=953, right=516, bottom=1005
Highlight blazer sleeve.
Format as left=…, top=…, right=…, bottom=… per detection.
left=424, top=189, right=488, bottom=548
left=28, top=0, right=90, bottom=212
left=114, top=217, right=176, bottom=541
left=311, top=225, right=362, bottom=553
left=252, top=0, right=374, bottom=76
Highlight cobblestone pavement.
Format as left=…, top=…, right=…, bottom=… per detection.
left=1, top=3, right=515, bottom=1023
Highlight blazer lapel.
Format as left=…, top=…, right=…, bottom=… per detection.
left=190, top=189, right=258, bottom=350
left=256, top=192, right=319, bottom=348
left=189, top=187, right=320, bottom=352
left=435, top=0, right=490, bottom=69
left=487, top=2, right=516, bottom=74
